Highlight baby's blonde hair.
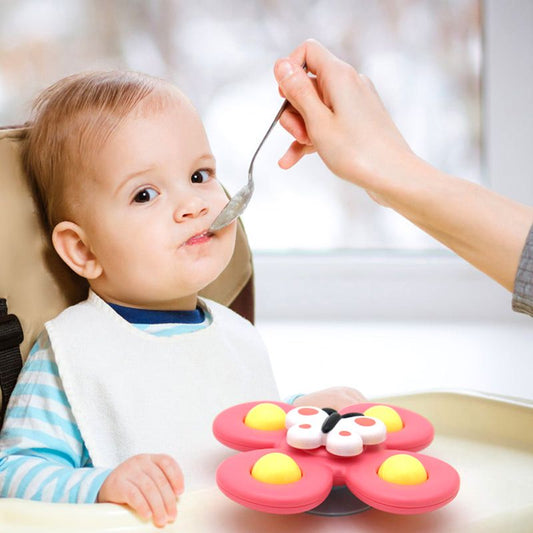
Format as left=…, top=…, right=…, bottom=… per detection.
left=21, top=70, right=176, bottom=230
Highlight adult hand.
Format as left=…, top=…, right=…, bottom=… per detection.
left=274, top=39, right=533, bottom=292
left=97, top=453, right=184, bottom=528
left=274, top=39, right=413, bottom=197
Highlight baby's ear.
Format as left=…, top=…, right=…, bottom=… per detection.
left=52, top=221, right=103, bottom=280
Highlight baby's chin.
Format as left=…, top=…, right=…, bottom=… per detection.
left=169, top=265, right=229, bottom=298
left=181, top=249, right=236, bottom=290
left=191, top=270, right=228, bottom=296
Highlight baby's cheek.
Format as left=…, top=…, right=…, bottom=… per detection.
left=213, top=181, right=232, bottom=204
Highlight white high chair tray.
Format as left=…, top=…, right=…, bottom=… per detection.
left=1, top=391, right=531, bottom=532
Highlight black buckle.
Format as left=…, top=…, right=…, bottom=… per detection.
left=0, top=314, right=24, bottom=351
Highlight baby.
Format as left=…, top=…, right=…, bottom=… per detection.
left=0, top=71, right=364, bottom=527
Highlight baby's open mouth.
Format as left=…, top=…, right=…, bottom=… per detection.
left=184, top=230, right=214, bottom=246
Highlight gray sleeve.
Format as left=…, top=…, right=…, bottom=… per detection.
left=512, top=223, right=533, bottom=317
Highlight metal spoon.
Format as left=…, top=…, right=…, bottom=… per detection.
left=209, top=98, right=290, bottom=232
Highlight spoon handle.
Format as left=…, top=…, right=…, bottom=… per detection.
left=247, top=62, right=306, bottom=181
left=247, top=99, right=290, bottom=182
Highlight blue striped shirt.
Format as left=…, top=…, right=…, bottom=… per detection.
left=0, top=304, right=211, bottom=503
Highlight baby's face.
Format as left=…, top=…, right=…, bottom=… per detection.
left=77, top=94, right=236, bottom=309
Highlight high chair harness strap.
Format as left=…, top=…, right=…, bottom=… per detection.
left=0, top=299, right=24, bottom=426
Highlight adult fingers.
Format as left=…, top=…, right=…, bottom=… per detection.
left=278, top=74, right=321, bottom=142
left=278, top=141, right=316, bottom=169
left=285, top=39, right=363, bottom=113
left=274, top=58, right=330, bottom=126
left=358, top=73, right=377, bottom=93
left=286, top=39, right=339, bottom=82
left=279, top=106, right=311, bottom=145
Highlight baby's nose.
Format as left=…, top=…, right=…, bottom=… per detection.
left=173, top=196, right=208, bottom=222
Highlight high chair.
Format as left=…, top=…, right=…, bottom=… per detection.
left=1, top=126, right=533, bottom=532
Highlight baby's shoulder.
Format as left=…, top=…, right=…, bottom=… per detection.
left=46, top=292, right=108, bottom=328
left=22, top=328, right=58, bottom=375
left=27, top=329, right=52, bottom=358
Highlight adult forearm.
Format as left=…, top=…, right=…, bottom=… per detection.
left=378, top=154, right=533, bottom=291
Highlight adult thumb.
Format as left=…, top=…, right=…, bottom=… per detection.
left=274, top=59, right=327, bottom=124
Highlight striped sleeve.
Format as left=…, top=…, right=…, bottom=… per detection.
left=0, top=331, right=111, bottom=503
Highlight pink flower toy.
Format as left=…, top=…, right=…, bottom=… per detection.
left=213, top=401, right=460, bottom=515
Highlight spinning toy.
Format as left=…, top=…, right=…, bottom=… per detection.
left=213, top=401, right=460, bottom=515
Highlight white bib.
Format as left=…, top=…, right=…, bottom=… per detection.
left=45, top=291, right=278, bottom=489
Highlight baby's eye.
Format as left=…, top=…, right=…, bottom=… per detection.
left=133, top=187, right=159, bottom=203
left=191, top=169, right=211, bottom=184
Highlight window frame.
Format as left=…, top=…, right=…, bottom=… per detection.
left=254, top=0, right=533, bottom=323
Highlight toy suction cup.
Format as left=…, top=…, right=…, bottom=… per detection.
left=306, top=485, right=371, bottom=516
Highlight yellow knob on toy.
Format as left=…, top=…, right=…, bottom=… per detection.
left=251, top=452, right=302, bottom=484
left=378, top=454, right=428, bottom=485
left=364, top=405, right=403, bottom=432
left=244, top=403, right=286, bottom=431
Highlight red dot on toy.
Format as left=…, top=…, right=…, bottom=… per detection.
left=298, top=407, right=319, bottom=416
left=299, top=423, right=312, bottom=429
left=355, top=417, right=375, bottom=427
left=339, top=431, right=351, bottom=436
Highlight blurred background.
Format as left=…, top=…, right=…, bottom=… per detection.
left=0, top=0, right=481, bottom=251
left=3, top=0, right=532, bottom=399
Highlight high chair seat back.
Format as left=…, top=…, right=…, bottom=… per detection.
left=0, top=126, right=255, bottom=424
